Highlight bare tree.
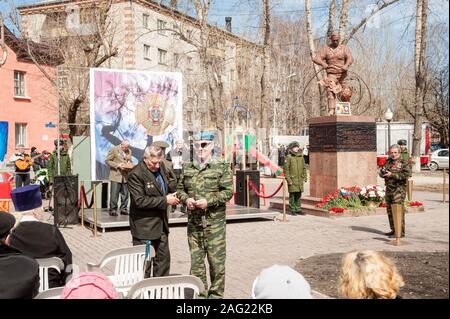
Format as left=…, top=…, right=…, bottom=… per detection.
left=338, top=0, right=350, bottom=40
left=260, top=0, right=271, bottom=148
left=411, top=0, right=428, bottom=172
left=15, top=0, right=119, bottom=138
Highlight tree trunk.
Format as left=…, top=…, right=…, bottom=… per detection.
left=305, top=0, right=325, bottom=116
left=260, top=0, right=271, bottom=152
left=412, top=0, right=428, bottom=173
left=338, top=0, right=349, bottom=40
left=327, top=0, right=336, bottom=38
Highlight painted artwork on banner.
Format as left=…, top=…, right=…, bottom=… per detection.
left=90, top=68, right=182, bottom=181
left=0, top=121, right=8, bottom=167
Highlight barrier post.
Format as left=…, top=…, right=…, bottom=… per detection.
left=246, top=175, right=250, bottom=207
left=80, top=181, right=84, bottom=228
left=93, top=182, right=97, bottom=237
left=407, top=179, right=413, bottom=201
left=282, top=177, right=287, bottom=222
left=444, top=169, right=447, bottom=203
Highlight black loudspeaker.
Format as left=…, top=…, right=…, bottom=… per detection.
left=101, top=182, right=108, bottom=208
left=53, top=175, right=79, bottom=226
left=235, top=170, right=260, bottom=208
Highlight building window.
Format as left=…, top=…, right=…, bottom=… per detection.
left=187, top=56, right=193, bottom=70
left=158, top=49, right=167, bottom=65
left=15, top=123, right=27, bottom=147
left=187, top=84, right=193, bottom=98
left=143, top=14, right=150, bottom=28
left=144, top=44, right=151, bottom=60
left=230, top=69, right=235, bottom=82
left=173, top=53, right=180, bottom=67
left=186, top=29, right=193, bottom=40
left=172, top=23, right=179, bottom=38
left=157, top=19, right=166, bottom=35
left=14, top=71, right=26, bottom=97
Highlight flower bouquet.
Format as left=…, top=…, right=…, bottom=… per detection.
left=359, top=185, right=386, bottom=208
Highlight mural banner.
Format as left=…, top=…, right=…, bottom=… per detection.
left=90, top=68, right=182, bottom=181
left=0, top=121, right=8, bottom=167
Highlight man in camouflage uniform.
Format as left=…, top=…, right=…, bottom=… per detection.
left=177, top=131, right=233, bottom=299
left=398, top=139, right=412, bottom=177
left=380, top=144, right=410, bottom=237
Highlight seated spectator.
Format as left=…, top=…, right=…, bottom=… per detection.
left=251, top=264, right=313, bottom=299
left=0, top=211, right=40, bottom=299
left=61, top=272, right=120, bottom=299
left=9, top=185, right=73, bottom=288
left=338, top=250, right=404, bottom=299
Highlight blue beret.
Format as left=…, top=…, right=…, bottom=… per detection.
left=11, top=185, right=42, bottom=212
left=193, top=131, right=216, bottom=141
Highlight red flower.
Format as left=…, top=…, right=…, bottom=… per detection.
left=379, top=203, right=388, bottom=208
left=329, top=207, right=345, bottom=213
left=409, top=201, right=424, bottom=207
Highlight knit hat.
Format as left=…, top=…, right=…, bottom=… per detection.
left=251, top=265, right=313, bottom=299
left=287, top=141, right=300, bottom=150
left=10, top=185, right=42, bottom=212
left=61, top=272, right=120, bottom=299
left=0, top=211, right=15, bottom=238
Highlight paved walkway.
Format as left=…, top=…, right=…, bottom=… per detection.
left=54, top=189, right=448, bottom=299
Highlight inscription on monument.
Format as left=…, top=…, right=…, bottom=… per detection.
left=309, top=122, right=376, bottom=152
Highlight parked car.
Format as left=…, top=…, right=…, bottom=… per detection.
left=428, top=149, right=449, bottom=171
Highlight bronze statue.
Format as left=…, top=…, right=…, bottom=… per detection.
left=313, top=32, right=353, bottom=115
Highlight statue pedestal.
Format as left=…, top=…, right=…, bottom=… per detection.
left=308, top=115, right=377, bottom=198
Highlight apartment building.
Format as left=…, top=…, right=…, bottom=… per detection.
left=19, top=0, right=263, bottom=130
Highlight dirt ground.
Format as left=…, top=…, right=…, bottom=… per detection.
left=295, top=251, right=449, bottom=299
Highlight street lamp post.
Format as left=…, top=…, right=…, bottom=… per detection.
left=385, top=108, right=393, bottom=153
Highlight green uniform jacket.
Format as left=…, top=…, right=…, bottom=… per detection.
left=177, top=159, right=233, bottom=214
left=401, top=148, right=412, bottom=177
left=284, top=151, right=307, bottom=193
left=379, top=157, right=409, bottom=195
left=48, top=150, right=72, bottom=182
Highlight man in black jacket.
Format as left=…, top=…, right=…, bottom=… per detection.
left=127, top=145, right=179, bottom=277
left=0, top=211, right=40, bottom=299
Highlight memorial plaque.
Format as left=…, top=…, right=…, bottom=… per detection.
left=309, top=122, right=376, bottom=152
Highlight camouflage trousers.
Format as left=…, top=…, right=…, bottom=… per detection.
left=385, top=191, right=406, bottom=235
left=289, top=192, right=302, bottom=213
left=187, top=211, right=226, bottom=299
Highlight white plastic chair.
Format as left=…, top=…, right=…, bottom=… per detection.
left=127, top=275, right=205, bottom=299
left=34, top=287, right=64, bottom=299
left=36, top=257, right=64, bottom=292
left=86, top=245, right=154, bottom=296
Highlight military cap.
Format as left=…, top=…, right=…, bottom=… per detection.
left=0, top=211, right=16, bottom=238
left=193, top=131, right=216, bottom=141
left=151, top=141, right=170, bottom=149
left=397, top=139, right=407, bottom=146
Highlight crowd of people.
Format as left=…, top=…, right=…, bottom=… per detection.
left=0, top=127, right=413, bottom=299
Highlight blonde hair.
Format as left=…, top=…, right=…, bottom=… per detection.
left=338, top=250, right=404, bottom=299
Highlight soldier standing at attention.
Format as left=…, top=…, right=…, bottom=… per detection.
left=380, top=144, right=410, bottom=238
left=177, top=131, right=233, bottom=299
left=397, top=139, right=412, bottom=177
left=284, top=141, right=307, bottom=216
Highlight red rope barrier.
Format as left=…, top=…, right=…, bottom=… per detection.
left=248, top=180, right=284, bottom=199
left=77, top=185, right=95, bottom=209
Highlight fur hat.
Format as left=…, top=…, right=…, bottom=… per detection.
left=397, top=139, right=407, bottom=146
left=288, top=141, right=300, bottom=150
left=61, top=272, right=120, bottom=299
left=10, top=185, right=42, bottom=212
left=0, top=211, right=15, bottom=238
left=251, top=265, right=313, bottom=299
